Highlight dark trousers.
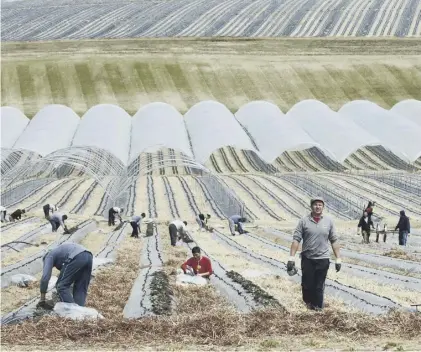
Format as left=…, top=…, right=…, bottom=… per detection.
left=131, top=221, right=139, bottom=238
left=108, top=208, right=115, bottom=226
left=43, top=205, right=50, bottom=218
left=1, top=210, right=7, bottom=222
left=169, top=224, right=178, bottom=246
left=301, top=256, right=330, bottom=309
left=56, top=251, right=93, bottom=306
left=50, top=220, right=61, bottom=232
left=399, top=231, right=409, bottom=246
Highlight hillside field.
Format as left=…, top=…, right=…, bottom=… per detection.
left=2, top=38, right=421, bottom=117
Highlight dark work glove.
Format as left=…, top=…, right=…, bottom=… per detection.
left=36, top=300, right=55, bottom=310
left=335, top=259, right=342, bottom=272
left=287, top=261, right=295, bottom=272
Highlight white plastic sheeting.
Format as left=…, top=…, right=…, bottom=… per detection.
left=13, top=105, right=79, bottom=156
left=0, top=107, right=29, bottom=149
left=391, top=100, right=421, bottom=127
left=339, top=101, right=421, bottom=162
left=72, top=105, right=131, bottom=164
left=185, top=101, right=256, bottom=163
left=235, top=101, right=319, bottom=162
left=287, top=100, right=381, bottom=162
left=129, top=103, right=192, bottom=163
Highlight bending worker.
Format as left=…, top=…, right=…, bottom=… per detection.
left=131, top=213, right=146, bottom=238
left=38, top=243, right=93, bottom=309
left=357, top=211, right=375, bottom=244
left=196, top=213, right=211, bottom=231
left=181, top=246, right=213, bottom=279
left=168, top=220, right=188, bottom=246
left=287, top=197, right=341, bottom=310
left=108, top=206, right=123, bottom=226
left=43, top=204, right=58, bottom=219
left=49, top=212, right=69, bottom=233
left=228, top=215, right=247, bottom=236
left=395, top=210, right=410, bottom=246
left=10, top=209, right=26, bottom=222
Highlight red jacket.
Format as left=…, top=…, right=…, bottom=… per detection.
left=181, top=256, right=213, bottom=276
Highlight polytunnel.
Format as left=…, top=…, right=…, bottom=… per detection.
left=13, top=105, right=80, bottom=157
left=338, top=101, right=421, bottom=162
left=390, top=100, right=421, bottom=127
left=287, top=100, right=381, bottom=162
left=72, top=104, right=131, bottom=165
left=129, top=102, right=193, bottom=163
left=185, top=101, right=257, bottom=163
left=0, top=107, right=29, bottom=149
left=235, top=101, right=319, bottom=162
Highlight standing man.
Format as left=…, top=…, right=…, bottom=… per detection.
left=49, top=212, right=69, bottom=233
left=357, top=211, right=375, bottom=244
left=196, top=213, right=211, bottom=231
left=130, top=213, right=146, bottom=238
left=287, top=197, right=341, bottom=310
left=10, top=209, right=26, bottom=222
left=108, top=207, right=124, bottom=226
left=43, top=204, right=58, bottom=219
left=38, top=243, right=93, bottom=309
left=228, top=215, right=247, bottom=236
left=0, top=205, right=7, bottom=222
left=168, top=220, right=188, bottom=246
left=395, top=210, right=410, bottom=246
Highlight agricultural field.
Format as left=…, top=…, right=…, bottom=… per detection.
left=2, top=0, right=421, bottom=41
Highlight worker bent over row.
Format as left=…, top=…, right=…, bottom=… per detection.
left=108, top=207, right=123, bottom=226
left=288, top=197, right=341, bottom=310
left=228, top=215, right=247, bottom=236
left=43, top=204, right=58, bottom=219
left=181, top=246, right=213, bottom=279
left=131, top=213, right=146, bottom=238
left=169, top=220, right=188, bottom=246
left=10, top=208, right=26, bottom=222
left=38, top=243, right=93, bottom=309
left=49, top=212, right=68, bottom=233
left=196, top=213, right=211, bottom=231
left=358, top=211, right=374, bottom=244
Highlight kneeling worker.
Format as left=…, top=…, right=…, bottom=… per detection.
left=131, top=213, right=146, bottom=238
left=38, top=243, right=93, bottom=309
left=43, top=204, right=58, bottom=218
left=108, top=206, right=123, bottom=226
left=228, top=215, right=247, bottom=236
left=169, top=219, right=188, bottom=246
left=287, top=197, right=341, bottom=310
left=196, top=213, right=211, bottom=231
left=49, top=212, right=69, bottom=233
left=181, top=246, right=213, bottom=279
left=10, top=209, right=26, bottom=222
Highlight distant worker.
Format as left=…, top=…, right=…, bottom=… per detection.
left=10, top=209, right=26, bottom=222
left=196, top=213, right=211, bottom=231
left=169, top=220, right=188, bottom=246
left=38, top=243, right=93, bottom=309
left=228, top=215, right=247, bottom=236
left=181, top=246, right=213, bottom=279
left=287, top=197, right=341, bottom=310
left=49, top=212, right=69, bottom=233
left=108, top=207, right=124, bottom=226
left=130, top=213, right=146, bottom=238
left=357, top=211, right=375, bottom=244
left=365, top=201, right=376, bottom=222
left=395, top=210, right=410, bottom=246
left=43, top=204, right=58, bottom=219
left=0, top=206, right=7, bottom=222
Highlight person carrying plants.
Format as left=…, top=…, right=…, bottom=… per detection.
left=130, top=213, right=146, bottom=238
left=10, top=208, right=26, bottom=222
left=196, top=213, right=211, bottom=231
left=395, top=210, right=410, bottom=246
left=49, top=212, right=69, bottom=233
left=357, top=211, right=375, bottom=244
left=228, top=215, right=247, bottom=236
left=43, top=203, right=58, bottom=219
left=181, top=246, right=213, bottom=279
left=38, top=243, right=93, bottom=310
left=287, top=197, right=341, bottom=310
left=168, top=219, right=189, bottom=246
left=108, top=206, right=123, bottom=226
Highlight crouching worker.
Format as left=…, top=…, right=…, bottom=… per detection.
left=181, top=246, right=213, bottom=279
left=49, top=212, right=68, bottom=233
left=43, top=204, right=58, bottom=219
left=287, top=197, right=341, bottom=311
left=38, top=243, right=93, bottom=309
left=131, top=213, right=146, bottom=238
left=10, top=209, right=26, bottom=222
left=169, top=220, right=188, bottom=246
left=228, top=215, right=247, bottom=236
left=108, top=206, right=123, bottom=226
left=196, top=213, right=211, bottom=231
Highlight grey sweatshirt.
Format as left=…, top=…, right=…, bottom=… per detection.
left=49, top=212, right=66, bottom=227
left=293, top=214, right=338, bottom=260
left=132, top=216, right=142, bottom=224
left=40, top=243, right=89, bottom=293
left=229, top=215, right=242, bottom=224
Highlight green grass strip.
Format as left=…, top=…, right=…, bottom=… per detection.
left=45, top=63, right=66, bottom=104
left=74, top=63, right=98, bottom=108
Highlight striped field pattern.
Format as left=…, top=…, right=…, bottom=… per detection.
left=2, top=0, right=421, bottom=41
